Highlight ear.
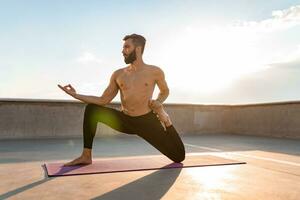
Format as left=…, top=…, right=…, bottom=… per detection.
left=136, top=46, right=142, bottom=55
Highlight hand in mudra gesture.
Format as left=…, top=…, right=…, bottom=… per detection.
left=58, top=84, right=77, bottom=97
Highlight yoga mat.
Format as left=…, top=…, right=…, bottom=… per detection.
left=44, top=154, right=246, bottom=177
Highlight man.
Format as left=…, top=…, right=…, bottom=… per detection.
left=58, top=34, right=185, bottom=166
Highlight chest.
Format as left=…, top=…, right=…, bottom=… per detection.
left=116, top=72, right=155, bottom=91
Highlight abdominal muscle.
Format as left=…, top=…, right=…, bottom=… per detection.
left=120, top=93, right=152, bottom=117
left=116, top=66, right=156, bottom=117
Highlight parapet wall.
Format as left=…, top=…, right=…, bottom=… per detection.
left=0, top=98, right=300, bottom=139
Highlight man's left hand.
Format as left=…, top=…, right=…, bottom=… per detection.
left=148, top=100, right=162, bottom=111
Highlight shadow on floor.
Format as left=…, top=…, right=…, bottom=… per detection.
left=92, top=165, right=182, bottom=200
left=0, top=164, right=182, bottom=200
left=0, top=165, right=54, bottom=199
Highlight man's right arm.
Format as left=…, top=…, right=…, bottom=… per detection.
left=73, top=71, right=119, bottom=106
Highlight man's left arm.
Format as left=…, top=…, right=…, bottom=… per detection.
left=156, top=67, right=169, bottom=103
left=149, top=67, right=170, bottom=109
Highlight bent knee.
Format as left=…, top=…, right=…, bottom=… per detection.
left=170, top=148, right=186, bottom=163
left=174, top=152, right=185, bottom=163
left=86, top=103, right=101, bottom=109
left=85, top=103, right=105, bottom=112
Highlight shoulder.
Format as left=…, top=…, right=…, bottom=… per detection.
left=111, top=68, right=125, bottom=78
left=147, top=65, right=164, bottom=75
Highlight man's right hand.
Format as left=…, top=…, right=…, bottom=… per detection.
left=58, top=84, right=77, bottom=97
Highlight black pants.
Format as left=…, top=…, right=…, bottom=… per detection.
left=83, top=103, right=185, bottom=163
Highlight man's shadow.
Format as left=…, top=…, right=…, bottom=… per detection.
left=0, top=163, right=91, bottom=199
left=0, top=163, right=182, bottom=200
left=92, top=163, right=183, bottom=200
left=0, top=165, right=54, bottom=199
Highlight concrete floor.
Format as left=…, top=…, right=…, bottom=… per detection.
left=0, top=134, right=299, bottom=200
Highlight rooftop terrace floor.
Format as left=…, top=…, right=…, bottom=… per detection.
left=0, top=134, right=299, bottom=200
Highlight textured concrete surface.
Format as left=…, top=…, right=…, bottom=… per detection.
left=1, top=98, right=300, bottom=139
left=0, top=134, right=299, bottom=200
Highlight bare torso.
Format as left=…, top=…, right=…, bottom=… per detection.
left=115, top=65, right=157, bottom=116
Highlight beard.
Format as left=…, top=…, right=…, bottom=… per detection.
left=124, top=48, right=137, bottom=64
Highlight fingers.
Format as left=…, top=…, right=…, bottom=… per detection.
left=149, top=100, right=163, bottom=113
left=68, top=84, right=75, bottom=90
left=57, top=84, right=65, bottom=90
left=150, top=101, right=161, bottom=109
left=66, top=84, right=76, bottom=92
left=148, top=99, right=153, bottom=106
left=64, top=84, right=71, bottom=89
left=57, top=84, right=74, bottom=93
left=58, top=84, right=68, bottom=90
left=65, top=84, right=71, bottom=88
left=57, top=84, right=72, bottom=89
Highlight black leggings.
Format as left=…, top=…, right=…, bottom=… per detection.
left=83, top=103, right=185, bottom=163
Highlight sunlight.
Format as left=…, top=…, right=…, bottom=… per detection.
left=158, top=25, right=270, bottom=95
left=186, top=165, right=239, bottom=199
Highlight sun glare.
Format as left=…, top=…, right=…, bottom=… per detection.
left=158, top=26, right=270, bottom=95
left=186, top=164, right=239, bottom=199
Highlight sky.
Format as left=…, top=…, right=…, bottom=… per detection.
left=1, top=0, right=300, bottom=104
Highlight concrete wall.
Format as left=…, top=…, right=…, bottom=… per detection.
left=1, top=98, right=300, bottom=139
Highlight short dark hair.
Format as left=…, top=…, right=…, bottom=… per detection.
left=123, top=33, right=146, bottom=54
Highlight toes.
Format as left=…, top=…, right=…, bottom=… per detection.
left=63, top=163, right=71, bottom=166
left=63, top=157, right=92, bottom=166
left=63, top=158, right=79, bottom=166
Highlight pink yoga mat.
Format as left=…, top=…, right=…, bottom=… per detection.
left=44, top=154, right=246, bottom=177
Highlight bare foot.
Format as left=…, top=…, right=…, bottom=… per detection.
left=63, top=155, right=92, bottom=166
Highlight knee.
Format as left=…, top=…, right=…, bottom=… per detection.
left=85, top=103, right=104, bottom=114
left=174, top=151, right=185, bottom=163
left=85, top=103, right=100, bottom=110
left=171, top=147, right=186, bottom=163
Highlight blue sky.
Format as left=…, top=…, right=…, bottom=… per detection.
left=1, top=0, right=300, bottom=104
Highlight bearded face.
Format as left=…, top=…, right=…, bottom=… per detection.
left=123, top=48, right=137, bottom=64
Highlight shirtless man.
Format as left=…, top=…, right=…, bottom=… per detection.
left=58, top=34, right=185, bottom=166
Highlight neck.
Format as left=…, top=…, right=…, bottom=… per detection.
left=129, top=57, right=145, bottom=71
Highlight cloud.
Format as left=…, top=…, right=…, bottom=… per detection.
left=214, top=58, right=300, bottom=103
left=76, top=51, right=102, bottom=65
left=234, top=5, right=300, bottom=32
left=269, top=56, right=300, bottom=69
left=169, top=58, right=300, bottom=104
